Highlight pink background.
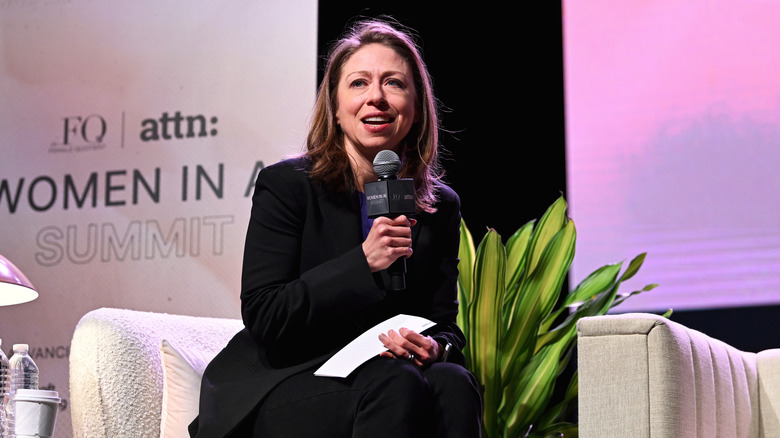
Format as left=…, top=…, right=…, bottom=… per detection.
left=564, top=0, right=780, bottom=311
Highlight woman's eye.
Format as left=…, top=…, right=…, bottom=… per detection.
left=350, top=79, right=368, bottom=88
left=386, top=78, right=404, bottom=88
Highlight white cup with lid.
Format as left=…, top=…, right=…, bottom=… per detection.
left=13, top=389, right=60, bottom=438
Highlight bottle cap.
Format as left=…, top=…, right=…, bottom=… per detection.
left=13, top=344, right=28, bottom=352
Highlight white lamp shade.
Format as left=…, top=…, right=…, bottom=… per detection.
left=0, top=254, right=38, bottom=306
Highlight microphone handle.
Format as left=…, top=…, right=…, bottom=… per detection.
left=387, top=256, right=406, bottom=291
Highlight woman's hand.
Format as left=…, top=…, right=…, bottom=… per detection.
left=378, top=327, right=441, bottom=367
left=362, top=215, right=417, bottom=272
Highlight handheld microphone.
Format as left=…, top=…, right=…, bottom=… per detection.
left=365, top=150, right=416, bottom=291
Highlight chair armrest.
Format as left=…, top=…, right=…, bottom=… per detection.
left=69, top=307, right=242, bottom=438
left=577, top=313, right=759, bottom=438
left=758, top=349, right=780, bottom=435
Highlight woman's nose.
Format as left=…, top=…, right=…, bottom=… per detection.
left=367, top=84, right=387, bottom=106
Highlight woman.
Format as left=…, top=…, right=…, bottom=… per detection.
left=190, top=18, right=482, bottom=437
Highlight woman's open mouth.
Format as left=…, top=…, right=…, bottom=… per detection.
left=362, top=115, right=394, bottom=125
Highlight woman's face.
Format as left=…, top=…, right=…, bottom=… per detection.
left=336, top=43, right=417, bottom=160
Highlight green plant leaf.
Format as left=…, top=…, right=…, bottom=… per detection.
left=500, top=340, right=568, bottom=437
left=524, top=197, right=568, bottom=279
left=499, top=321, right=577, bottom=436
left=562, top=262, right=622, bottom=307
left=457, top=220, right=477, bottom=339
left=501, top=220, right=576, bottom=377
left=502, top=221, right=536, bottom=329
left=550, top=371, right=579, bottom=425
left=574, top=253, right=651, bottom=316
left=527, top=423, right=578, bottom=438
left=538, top=261, right=621, bottom=334
left=574, top=274, right=640, bottom=319
left=618, top=252, right=647, bottom=282
left=534, top=307, right=579, bottom=353
left=610, top=283, right=659, bottom=308
left=505, top=220, right=535, bottom=290
left=458, top=219, right=476, bottom=300
left=469, top=228, right=506, bottom=434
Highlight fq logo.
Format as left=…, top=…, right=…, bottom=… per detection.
left=49, top=111, right=219, bottom=154
left=50, top=114, right=108, bottom=153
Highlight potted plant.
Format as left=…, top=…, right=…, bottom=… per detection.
left=457, top=196, right=662, bottom=437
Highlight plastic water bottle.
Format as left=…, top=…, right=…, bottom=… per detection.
left=8, top=345, right=37, bottom=438
left=0, top=340, right=9, bottom=438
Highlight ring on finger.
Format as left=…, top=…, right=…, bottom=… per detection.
left=407, top=353, right=415, bottom=362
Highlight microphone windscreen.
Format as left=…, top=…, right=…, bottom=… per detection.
left=373, top=150, right=401, bottom=179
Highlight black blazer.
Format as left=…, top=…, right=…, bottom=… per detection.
left=190, top=156, right=466, bottom=437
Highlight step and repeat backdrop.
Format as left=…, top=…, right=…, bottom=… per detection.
left=564, top=0, right=780, bottom=312
left=0, top=1, right=317, bottom=434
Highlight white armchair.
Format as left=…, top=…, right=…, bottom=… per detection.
left=69, top=307, right=243, bottom=438
left=577, top=313, right=780, bottom=437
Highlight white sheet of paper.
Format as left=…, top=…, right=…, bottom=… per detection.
left=314, top=314, right=436, bottom=378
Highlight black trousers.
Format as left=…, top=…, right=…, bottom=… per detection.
left=242, top=357, right=483, bottom=437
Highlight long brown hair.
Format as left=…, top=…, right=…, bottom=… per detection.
left=305, top=18, right=443, bottom=213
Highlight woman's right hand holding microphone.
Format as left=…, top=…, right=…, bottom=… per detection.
left=362, top=215, right=416, bottom=272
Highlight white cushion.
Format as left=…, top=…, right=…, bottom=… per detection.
left=160, top=339, right=213, bottom=438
